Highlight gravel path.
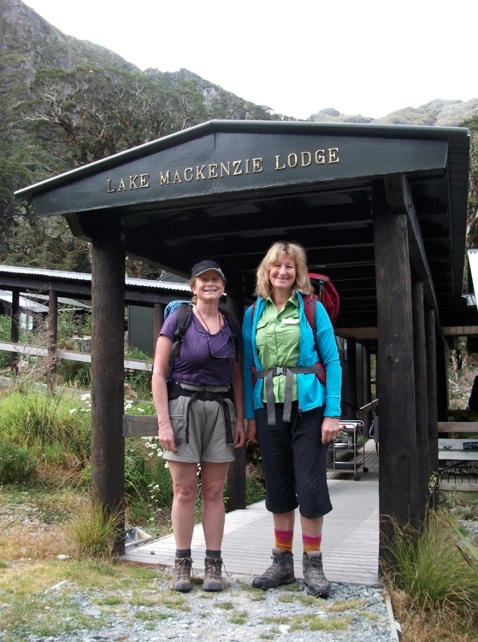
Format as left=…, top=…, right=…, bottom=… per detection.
left=6, top=572, right=398, bottom=642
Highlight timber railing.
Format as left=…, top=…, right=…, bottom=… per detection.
left=0, top=340, right=151, bottom=371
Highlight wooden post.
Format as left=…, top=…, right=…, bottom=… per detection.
left=361, top=344, right=372, bottom=430
left=10, top=289, right=20, bottom=373
left=47, top=289, right=58, bottom=390
left=412, top=281, right=429, bottom=516
left=436, top=337, right=449, bottom=421
left=91, top=219, right=126, bottom=554
left=225, top=273, right=246, bottom=511
left=425, top=309, right=439, bottom=507
left=345, top=338, right=357, bottom=418
left=373, top=180, right=420, bottom=573
left=153, top=303, right=164, bottom=349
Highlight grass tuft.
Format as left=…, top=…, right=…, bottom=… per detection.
left=385, top=512, right=478, bottom=610
left=385, top=510, right=478, bottom=641
left=67, top=501, right=122, bottom=560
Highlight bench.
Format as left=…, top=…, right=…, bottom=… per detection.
left=437, top=422, right=478, bottom=490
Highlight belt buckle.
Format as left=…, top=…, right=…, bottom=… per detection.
left=274, top=366, right=288, bottom=376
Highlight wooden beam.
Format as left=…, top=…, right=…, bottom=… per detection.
left=384, top=175, right=439, bottom=316
left=123, top=415, right=157, bottom=437
left=91, top=222, right=126, bottom=555
left=335, top=327, right=378, bottom=341
left=437, top=422, right=478, bottom=433
left=0, top=341, right=151, bottom=370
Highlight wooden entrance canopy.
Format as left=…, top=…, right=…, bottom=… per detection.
left=16, top=120, right=475, bottom=566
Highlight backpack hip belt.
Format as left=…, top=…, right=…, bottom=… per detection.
left=254, top=366, right=323, bottom=425
left=167, top=381, right=234, bottom=445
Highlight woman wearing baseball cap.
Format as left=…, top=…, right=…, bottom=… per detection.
left=152, top=260, right=245, bottom=593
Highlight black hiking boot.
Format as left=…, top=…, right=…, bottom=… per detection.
left=252, top=548, right=295, bottom=590
left=203, top=556, right=225, bottom=592
left=169, top=556, right=192, bottom=592
left=302, top=551, right=331, bottom=598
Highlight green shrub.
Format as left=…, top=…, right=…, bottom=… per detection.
left=0, top=390, right=90, bottom=463
left=244, top=473, right=266, bottom=505
left=0, top=441, right=37, bottom=483
left=56, top=360, right=91, bottom=387
left=124, top=344, right=153, bottom=400
left=125, top=439, right=172, bottom=506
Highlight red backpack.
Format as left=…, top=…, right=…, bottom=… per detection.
left=307, top=273, right=340, bottom=325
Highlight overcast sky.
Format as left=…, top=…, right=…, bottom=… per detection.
left=22, top=0, right=476, bottom=121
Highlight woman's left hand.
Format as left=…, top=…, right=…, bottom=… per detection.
left=321, top=416, right=341, bottom=444
left=233, top=420, right=246, bottom=448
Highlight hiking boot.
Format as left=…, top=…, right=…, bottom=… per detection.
left=302, top=551, right=330, bottom=598
left=203, top=556, right=225, bottom=592
left=169, top=557, right=192, bottom=592
left=252, top=548, right=295, bottom=590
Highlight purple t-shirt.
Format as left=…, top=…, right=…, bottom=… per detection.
left=160, top=310, right=235, bottom=386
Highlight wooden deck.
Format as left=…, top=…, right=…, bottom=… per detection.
left=123, top=440, right=380, bottom=585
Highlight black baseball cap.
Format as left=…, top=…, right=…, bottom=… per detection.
left=191, top=260, right=225, bottom=279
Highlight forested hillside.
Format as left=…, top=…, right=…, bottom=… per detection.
left=0, top=0, right=297, bottom=275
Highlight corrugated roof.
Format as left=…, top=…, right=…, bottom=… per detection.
left=0, top=289, right=48, bottom=313
left=0, top=265, right=191, bottom=293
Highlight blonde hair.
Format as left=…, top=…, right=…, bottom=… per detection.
left=254, top=241, right=313, bottom=299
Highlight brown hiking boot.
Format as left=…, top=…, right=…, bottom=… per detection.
left=302, top=551, right=331, bottom=598
left=203, top=556, right=225, bottom=592
left=252, top=548, right=296, bottom=590
left=169, top=557, right=192, bottom=592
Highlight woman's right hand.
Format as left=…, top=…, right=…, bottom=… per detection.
left=158, top=420, right=177, bottom=453
left=246, top=418, right=258, bottom=444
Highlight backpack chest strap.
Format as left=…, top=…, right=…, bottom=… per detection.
left=254, top=366, right=322, bottom=424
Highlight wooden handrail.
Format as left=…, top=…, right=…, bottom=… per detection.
left=122, top=414, right=157, bottom=437
left=437, top=422, right=478, bottom=433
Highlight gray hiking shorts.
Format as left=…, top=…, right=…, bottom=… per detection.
left=162, top=391, right=236, bottom=464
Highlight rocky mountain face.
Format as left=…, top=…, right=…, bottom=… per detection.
left=0, top=0, right=280, bottom=127
left=0, top=0, right=136, bottom=106
left=1, top=0, right=477, bottom=129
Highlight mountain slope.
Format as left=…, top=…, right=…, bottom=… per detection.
left=2, top=0, right=477, bottom=129
left=308, top=98, right=478, bottom=127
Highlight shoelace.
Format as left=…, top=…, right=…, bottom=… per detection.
left=205, top=557, right=230, bottom=580
left=174, top=558, right=192, bottom=581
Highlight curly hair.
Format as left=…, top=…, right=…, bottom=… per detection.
left=254, top=241, right=313, bottom=299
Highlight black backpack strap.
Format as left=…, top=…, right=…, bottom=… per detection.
left=169, top=303, right=193, bottom=369
left=221, top=309, right=242, bottom=361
